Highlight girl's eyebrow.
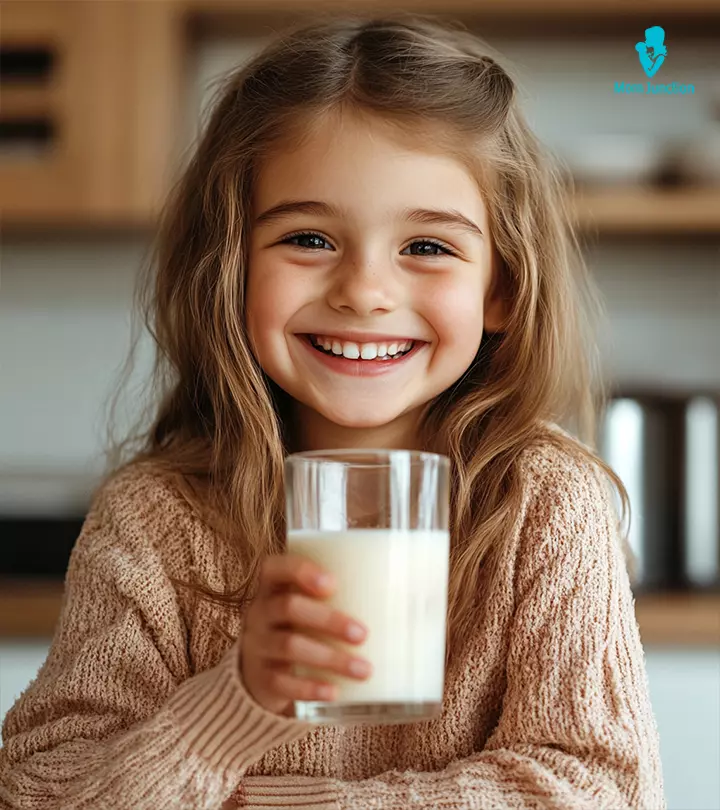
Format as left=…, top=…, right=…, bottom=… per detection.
left=253, top=200, right=483, bottom=238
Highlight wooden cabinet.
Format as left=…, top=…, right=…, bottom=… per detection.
left=1, top=0, right=719, bottom=229
left=0, top=1, right=184, bottom=226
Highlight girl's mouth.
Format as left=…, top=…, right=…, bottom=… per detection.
left=297, top=334, right=427, bottom=377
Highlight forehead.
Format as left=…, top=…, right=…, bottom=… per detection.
left=252, top=108, right=488, bottom=220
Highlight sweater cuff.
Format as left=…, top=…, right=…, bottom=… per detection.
left=240, top=775, right=340, bottom=809
left=167, top=635, right=313, bottom=773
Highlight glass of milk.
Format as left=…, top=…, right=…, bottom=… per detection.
left=284, top=448, right=450, bottom=725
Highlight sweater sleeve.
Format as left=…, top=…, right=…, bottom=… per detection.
left=0, top=474, right=312, bottom=810
left=229, top=453, right=667, bottom=810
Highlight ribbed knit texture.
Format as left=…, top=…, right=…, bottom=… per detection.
left=0, top=434, right=666, bottom=809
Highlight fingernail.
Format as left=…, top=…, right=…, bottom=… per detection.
left=346, top=623, right=365, bottom=642
left=317, top=685, right=336, bottom=700
left=349, top=659, right=371, bottom=678
left=315, top=573, right=334, bottom=591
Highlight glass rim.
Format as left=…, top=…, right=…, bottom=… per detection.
left=284, top=448, right=449, bottom=467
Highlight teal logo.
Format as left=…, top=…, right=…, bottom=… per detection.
left=635, top=26, right=667, bottom=78
left=614, top=26, right=694, bottom=94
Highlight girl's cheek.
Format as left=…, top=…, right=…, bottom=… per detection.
left=423, top=285, right=485, bottom=341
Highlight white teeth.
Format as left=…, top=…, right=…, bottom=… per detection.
left=311, top=335, right=415, bottom=360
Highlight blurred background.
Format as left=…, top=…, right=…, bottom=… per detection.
left=0, top=2, right=718, bottom=807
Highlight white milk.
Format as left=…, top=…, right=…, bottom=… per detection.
left=287, top=529, right=450, bottom=703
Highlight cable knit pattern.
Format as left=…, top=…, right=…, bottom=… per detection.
left=0, top=435, right=666, bottom=809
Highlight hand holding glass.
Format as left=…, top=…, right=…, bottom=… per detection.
left=239, top=551, right=375, bottom=719
left=284, top=449, right=450, bottom=724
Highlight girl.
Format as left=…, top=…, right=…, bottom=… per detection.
left=0, top=13, right=666, bottom=810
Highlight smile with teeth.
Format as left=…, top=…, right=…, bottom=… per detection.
left=308, top=334, right=416, bottom=361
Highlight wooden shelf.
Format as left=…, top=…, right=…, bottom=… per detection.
left=0, top=580, right=66, bottom=639
left=179, top=0, right=720, bottom=39
left=178, top=0, right=720, bottom=18
left=571, top=187, right=720, bottom=235
left=634, top=592, right=720, bottom=647
left=5, top=187, right=720, bottom=236
left=1, top=579, right=718, bottom=646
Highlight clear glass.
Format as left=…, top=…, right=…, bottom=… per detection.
left=284, top=448, right=450, bottom=725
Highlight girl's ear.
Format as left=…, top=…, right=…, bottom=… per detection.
left=483, top=254, right=509, bottom=334
left=484, top=291, right=507, bottom=334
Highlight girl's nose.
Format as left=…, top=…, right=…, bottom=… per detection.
left=326, top=261, right=400, bottom=316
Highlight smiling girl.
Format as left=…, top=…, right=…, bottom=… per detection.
left=0, top=14, right=665, bottom=810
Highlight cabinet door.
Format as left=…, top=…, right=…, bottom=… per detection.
left=0, top=0, right=182, bottom=226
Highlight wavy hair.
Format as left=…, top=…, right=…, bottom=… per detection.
left=102, top=12, right=633, bottom=657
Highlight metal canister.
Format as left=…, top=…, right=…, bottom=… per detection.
left=682, top=396, right=720, bottom=591
left=600, top=395, right=684, bottom=592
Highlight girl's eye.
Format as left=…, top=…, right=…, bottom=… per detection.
left=280, top=232, right=457, bottom=257
left=401, top=239, right=457, bottom=258
left=280, top=232, right=333, bottom=250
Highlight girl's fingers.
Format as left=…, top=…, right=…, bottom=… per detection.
left=266, top=592, right=367, bottom=644
left=260, top=553, right=335, bottom=598
left=264, top=667, right=339, bottom=703
left=263, top=630, right=372, bottom=680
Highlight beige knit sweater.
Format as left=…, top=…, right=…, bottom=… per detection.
left=0, top=438, right=666, bottom=810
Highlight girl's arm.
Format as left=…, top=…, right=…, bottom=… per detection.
left=0, top=472, right=311, bottom=810
left=231, top=451, right=667, bottom=810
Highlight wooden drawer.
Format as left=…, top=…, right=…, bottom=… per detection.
left=0, top=1, right=183, bottom=227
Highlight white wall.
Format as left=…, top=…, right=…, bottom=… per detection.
left=0, top=235, right=155, bottom=514
left=591, top=241, right=720, bottom=391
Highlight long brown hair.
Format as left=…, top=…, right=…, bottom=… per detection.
left=102, top=12, right=633, bottom=655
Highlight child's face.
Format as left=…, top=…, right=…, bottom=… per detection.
left=246, top=110, right=504, bottom=449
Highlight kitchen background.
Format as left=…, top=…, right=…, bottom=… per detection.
left=1, top=2, right=719, bottom=808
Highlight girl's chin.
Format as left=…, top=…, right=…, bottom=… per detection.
left=316, top=411, right=404, bottom=430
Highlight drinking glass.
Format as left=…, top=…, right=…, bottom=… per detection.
left=284, top=448, right=450, bottom=724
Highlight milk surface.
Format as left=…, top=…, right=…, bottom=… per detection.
left=287, top=529, right=450, bottom=703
